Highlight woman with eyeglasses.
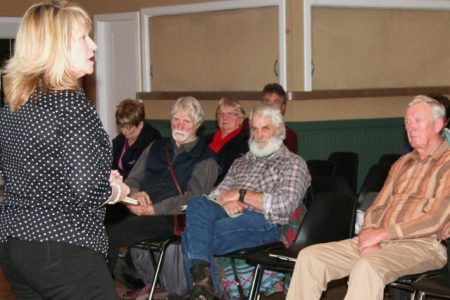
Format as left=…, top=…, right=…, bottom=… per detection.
left=112, top=99, right=161, bottom=180
left=205, top=97, right=249, bottom=185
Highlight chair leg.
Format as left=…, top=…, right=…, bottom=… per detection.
left=248, top=264, right=264, bottom=300
left=413, top=291, right=426, bottom=300
left=229, top=258, right=245, bottom=299
left=147, top=239, right=173, bottom=300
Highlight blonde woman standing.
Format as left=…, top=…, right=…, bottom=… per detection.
left=0, top=1, right=128, bottom=299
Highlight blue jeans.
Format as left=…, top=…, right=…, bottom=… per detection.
left=181, top=196, right=280, bottom=289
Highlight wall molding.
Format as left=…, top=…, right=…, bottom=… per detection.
left=303, top=0, right=450, bottom=91
left=137, top=86, right=450, bottom=101
left=140, top=0, right=286, bottom=91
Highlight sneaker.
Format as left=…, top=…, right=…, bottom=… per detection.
left=136, top=289, right=169, bottom=300
left=120, top=283, right=152, bottom=300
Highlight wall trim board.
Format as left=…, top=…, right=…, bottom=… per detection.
left=0, top=17, right=20, bottom=38
left=140, top=0, right=286, bottom=92
left=137, top=91, right=262, bottom=101
left=137, top=86, right=450, bottom=101
left=303, top=0, right=450, bottom=91
left=289, top=86, right=450, bottom=100
left=94, top=12, right=141, bottom=138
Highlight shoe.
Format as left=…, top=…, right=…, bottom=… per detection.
left=185, top=285, right=218, bottom=300
left=136, top=289, right=169, bottom=300
left=120, top=283, right=152, bottom=300
left=185, top=264, right=218, bottom=300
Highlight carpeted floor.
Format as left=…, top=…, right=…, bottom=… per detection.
left=114, top=278, right=394, bottom=300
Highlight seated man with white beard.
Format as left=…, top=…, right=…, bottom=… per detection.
left=106, top=96, right=220, bottom=275
left=181, top=104, right=311, bottom=300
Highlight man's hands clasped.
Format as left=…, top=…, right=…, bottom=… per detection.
left=216, top=190, right=248, bottom=215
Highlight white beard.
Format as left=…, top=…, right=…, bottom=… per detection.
left=249, top=135, right=283, bottom=157
left=172, top=129, right=195, bottom=143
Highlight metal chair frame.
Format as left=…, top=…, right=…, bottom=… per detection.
left=389, top=239, right=449, bottom=300
left=130, top=235, right=181, bottom=300
left=219, top=192, right=357, bottom=300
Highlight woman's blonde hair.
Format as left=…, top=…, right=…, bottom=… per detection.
left=2, top=0, right=92, bottom=111
left=216, top=97, right=245, bottom=118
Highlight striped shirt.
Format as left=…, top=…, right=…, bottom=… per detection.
left=210, top=144, right=311, bottom=225
left=363, top=141, right=450, bottom=240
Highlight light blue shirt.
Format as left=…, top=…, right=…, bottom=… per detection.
left=444, top=128, right=450, bottom=145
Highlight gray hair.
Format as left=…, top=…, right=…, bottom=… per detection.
left=249, top=104, right=285, bottom=139
left=171, top=96, right=204, bottom=126
left=408, top=95, right=446, bottom=122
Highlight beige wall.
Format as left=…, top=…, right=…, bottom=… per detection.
left=150, top=7, right=278, bottom=91
left=0, top=0, right=36, bottom=16
left=312, top=8, right=450, bottom=90
left=0, top=0, right=211, bottom=16
left=141, top=96, right=412, bottom=122
left=3, top=1, right=446, bottom=122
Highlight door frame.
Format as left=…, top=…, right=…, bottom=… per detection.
left=94, top=12, right=141, bottom=138
left=0, top=17, right=20, bottom=38
left=141, top=0, right=286, bottom=91
left=303, top=0, right=450, bottom=91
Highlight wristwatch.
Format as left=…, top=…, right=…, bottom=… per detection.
left=238, top=189, right=247, bottom=203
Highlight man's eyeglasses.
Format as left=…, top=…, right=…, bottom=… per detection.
left=262, top=99, right=282, bottom=106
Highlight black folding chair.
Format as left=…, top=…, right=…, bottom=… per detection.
left=409, top=239, right=450, bottom=300
left=130, top=235, right=181, bottom=300
left=357, top=163, right=390, bottom=209
left=311, top=175, right=354, bottom=196
left=328, top=152, right=359, bottom=193
left=389, top=238, right=449, bottom=300
left=306, top=159, right=336, bottom=178
left=378, top=153, right=402, bottom=167
left=220, top=192, right=358, bottom=300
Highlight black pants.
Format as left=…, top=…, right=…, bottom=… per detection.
left=0, top=238, right=118, bottom=300
left=106, top=214, right=173, bottom=273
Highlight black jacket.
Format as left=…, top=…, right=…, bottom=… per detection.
left=205, top=128, right=249, bottom=184
left=112, top=121, right=161, bottom=179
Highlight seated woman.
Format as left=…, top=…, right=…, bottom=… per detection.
left=107, top=99, right=161, bottom=225
left=112, top=99, right=161, bottom=179
left=107, top=99, right=162, bottom=293
left=205, top=97, right=249, bottom=184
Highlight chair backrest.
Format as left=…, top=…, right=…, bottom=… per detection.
left=359, top=192, right=379, bottom=212
left=310, top=176, right=353, bottom=196
left=328, top=152, right=359, bottom=193
left=378, top=153, right=402, bottom=167
left=306, top=159, right=336, bottom=178
left=357, top=163, right=391, bottom=208
left=290, top=192, right=357, bottom=254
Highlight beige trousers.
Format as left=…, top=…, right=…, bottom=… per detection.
left=286, top=236, right=446, bottom=300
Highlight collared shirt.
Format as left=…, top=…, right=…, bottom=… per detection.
left=363, top=140, right=450, bottom=240
left=210, top=144, right=310, bottom=225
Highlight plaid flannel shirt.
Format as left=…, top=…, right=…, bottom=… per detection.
left=210, top=144, right=310, bottom=225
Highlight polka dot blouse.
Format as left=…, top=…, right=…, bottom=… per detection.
left=0, top=89, right=112, bottom=255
